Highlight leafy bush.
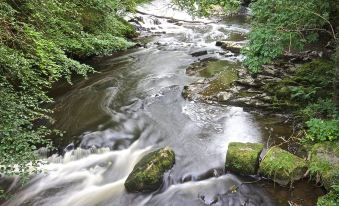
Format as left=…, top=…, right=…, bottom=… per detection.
left=173, top=0, right=336, bottom=73
left=305, top=119, right=339, bottom=142
left=317, top=188, right=339, bottom=206
left=301, top=99, right=338, bottom=120
left=0, top=0, right=147, bottom=181
left=243, top=0, right=333, bottom=72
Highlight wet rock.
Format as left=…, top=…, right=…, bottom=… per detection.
left=259, top=147, right=308, bottom=186
left=124, top=147, right=175, bottom=193
left=235, top=76, right=262, bottom=88
left=152, top=18, right=161, bottom=25
left=167, top=19, right=178, bottom=23
left=309, top=141, right=339, bottom=191
left=227, top=96, right=272, bottom=109
left=190, top=50, right=208, bottom=57
left=216, top=41, right=244, bottom=54
left=217, top=92, right=233, bottom=102
left=225, top=142, right=264, bottom=175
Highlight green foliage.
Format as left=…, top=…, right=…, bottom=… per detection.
left=305, top=119, right=339, bottom=142
left=300, top=99, right=338, bottom=120
left=243, top=0, right=333, bottom=72
left=317, top=187, right=339, bottom=206
left=174, top=0, right=336, bottom=72
left=0, top=0, right=146, bottom=187
left=173, top=0, right=241, bottom=16
left=289, top=86, right=317, bottom=101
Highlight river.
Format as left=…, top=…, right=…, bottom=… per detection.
left=3, top=0, right=323, bottom=205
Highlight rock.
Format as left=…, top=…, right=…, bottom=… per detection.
left=216, top=41, right=244, bottom=54
left=225, top=142, right=264, bottom=175
left=217, top=92, right=233, bottom=102
left=235, top=76, right=261, bottom=88
left=152, top=18, right=161, bottom=25
left=309, top=142, right=339, bottom=191
left=124, top=147, right=175, bottom=193
left=190, top=50, right=208, bottom=57
left=259, top=147, right=308, bottom=186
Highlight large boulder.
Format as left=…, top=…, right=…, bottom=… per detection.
left=259, top=147, right=308, bottom=186
left=124, top=147, right=175, bottom=193
left=225, top=142, right=264, bottom=175
left=309, top=142, right=339, bottom=191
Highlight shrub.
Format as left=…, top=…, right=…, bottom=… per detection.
left=305, top=119, right=339, bottom=142
left=300, top=99, right=338, bottom=120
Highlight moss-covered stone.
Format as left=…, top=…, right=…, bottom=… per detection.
left=225, top=142, right=264, bottom=175
left=200, top=68, right=238, bottom=96
left=124, top=147, right=175, bottom=193
left=259, top=147, right=308, bottom=186
left=309, top=141, right=339, bottom=191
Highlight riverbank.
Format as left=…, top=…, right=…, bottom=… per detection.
left=179, top=14, right=338, bottom=205
left=1, top=0, right=337, bottom=205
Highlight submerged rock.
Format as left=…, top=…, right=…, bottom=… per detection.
left=225, top=142, right=264, bottom=175
left=190, top=50, right=208, bottom=57
left=259, top=147, right=307, bottom=186
left=124, top=147, right=175, bottom=193
left=309, top=141, right=339, bottom=191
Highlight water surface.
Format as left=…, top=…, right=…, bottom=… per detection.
left=3, top=1, right=323, bottom=205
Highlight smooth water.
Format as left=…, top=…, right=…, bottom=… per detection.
left=3, top=1, right=323, bottom=205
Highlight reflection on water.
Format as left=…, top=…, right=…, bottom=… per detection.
left=3, top=0, right=323, bottom=206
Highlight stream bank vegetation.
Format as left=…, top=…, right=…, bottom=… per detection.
left=175, top=0, right=338, bottom=205
left=0, top=0, right=148, bottom=196
left=0, top=0, right=338, bottom=204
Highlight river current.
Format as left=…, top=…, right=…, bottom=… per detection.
left=3, top=1, right=323, bottom=205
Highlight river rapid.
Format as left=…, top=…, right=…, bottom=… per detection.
left=3, top=0, right=323, bottom=205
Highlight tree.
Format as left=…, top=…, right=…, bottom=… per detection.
left=0, top=0, right=148, bottom=183
left=174, top=0, right=336, bottom=69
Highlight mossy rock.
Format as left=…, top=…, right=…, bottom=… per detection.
left=309, top=141, right=339, bottom=191
left=124, top=147, right=175, bottom=193
left=225, top=142, right=264, bottom=175
left=317, top=190, right=339, bottom=206
left=259, top=147, right=308, bottom=186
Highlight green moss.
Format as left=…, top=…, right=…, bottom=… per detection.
left=226, top=32, right=247, bottom=41
left=295, top=59, right=334, bottom=86
left=198, top=61, right=238, bottom=78
left=225, top=142, right=264, bottom=175
left=263, top=59, right=335, bottom=111
left=309, top=142, right=339, bottom=191
left=201, top=68, right=238, bottom=96
left=124, top=147, right=175, bottom=193
left=259, top=147, right=308, bottom=186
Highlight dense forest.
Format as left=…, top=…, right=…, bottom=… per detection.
left=0, top=0, right=338, bottom=205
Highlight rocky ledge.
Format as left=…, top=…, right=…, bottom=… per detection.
left=182, top=50, right=326, bottom=112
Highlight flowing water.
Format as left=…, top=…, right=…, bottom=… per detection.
left=3, top=1, right=324, bottom=205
